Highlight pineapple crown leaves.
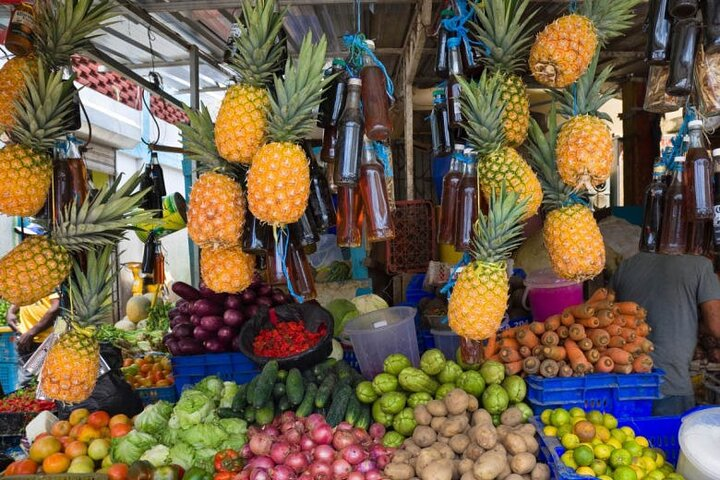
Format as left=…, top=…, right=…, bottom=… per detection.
left=579, top=0, right=644, bottom=45
left=458, top=70, right=507, bottom=157
left=229, top=0, right=287, bottom=87
left=34, top=0, right=117, bottom=67
left=550, top=51, right=616, bottom=120
left=65, top=246, right=115, bottom=326
left=470, top=0, right=539, bottom=74
left=266, top=32, right=328, bottom=143
left=11, top=60, right=76, bottom=150
left=471, top=183, right=528, bottom=264
left=53, top=170, right=157, bottom=251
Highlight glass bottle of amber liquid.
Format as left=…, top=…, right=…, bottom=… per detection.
left=454, top=153, right=478, bottom=252
left=5, top=1, right=35, bottom=57
left=337, top=185, right=363, bottom=247
left=53, top=135, right=89, bottom=222
left=335, top=78, right=364, bottom=186
left=360, top=40, right=392, bottom=141
left=659, top=157, right=688, bottom=255
left=359, top=137, right=394, bottom=242
left=437, top=144, right=465, bottom=245
left=266, top=239, right=287, bottom=286
left=287, top=238, right=317, bottom=300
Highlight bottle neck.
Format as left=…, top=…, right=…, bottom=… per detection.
left=345, top=85, right=362, bottom=109
left=449, top=158, right=462, bottom=172
left=362, top=52, right=375, bottom=68
left=461, top=161, right=476, bottom=176
left=361, top=140, right=377, bottom=166
left=448, top=46, right=462, bottom=75
left=688, top=128, right=705, bottom=149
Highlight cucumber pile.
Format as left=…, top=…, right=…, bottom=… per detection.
left=220, top=358, right=371, bottom=428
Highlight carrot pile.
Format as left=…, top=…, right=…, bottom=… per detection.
left=486, top=289, right=655, bottom=378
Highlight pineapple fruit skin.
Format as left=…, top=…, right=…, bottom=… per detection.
left=449, top=261, right=509, bottom=341
left=0, top=236, right=70, bottom=306
left=556, top=115, right=613, bottom=187
left=201, top=245, right=255, bottom=294
left=544, top=204, right=605, bottom=282
left=41, top=327, right=99, bottom=404
left=0, top=144, right=52, bottom=217
left=479, top=147, right=542, bottom=220
left=187, top=172, right=245, bottom=248
left=248, top=142, right=310, bottom=226
left=215, top=85, right=269, bottom=164
left=529, top=14, right=597, bottom=88
left=501, top=74, right=531, bottom=147
left=0, top=57, right=36, bottom=131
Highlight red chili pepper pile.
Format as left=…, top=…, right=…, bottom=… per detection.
left=252, top=309, right=326, bottom=357
left=0, top=387, right=55, bottom=413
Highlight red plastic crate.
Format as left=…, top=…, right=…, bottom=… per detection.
left=385, top=200, right=436, bottom=274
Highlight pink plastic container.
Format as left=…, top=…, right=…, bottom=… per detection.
left=522, top=268, right=583, bottom=322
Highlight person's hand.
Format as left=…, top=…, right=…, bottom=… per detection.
left=16, top=332, right=35, bottom=352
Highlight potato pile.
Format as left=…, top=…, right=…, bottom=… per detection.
left=384, top=388, right=550, bottom=480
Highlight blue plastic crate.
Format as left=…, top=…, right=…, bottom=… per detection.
left=0, top=361, right=18, bottom=394
left=136, top=385, right=178, bottom=406
left=174, top=370, right=258, bottom=394
left=535, top=416, right=681, bottom=480
left=0, top=332, right=17, bottom=363
left=341, top=343, right=361, bottom=372
left=405, top=274, right=435, bottom=306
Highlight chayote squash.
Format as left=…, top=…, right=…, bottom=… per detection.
left=398, top=367, right=439, bottom=394
left=437, top=360, right=463, bottom=384
left=392, top=408, right=417, bottom=436
left=378, top=391, right=407, bottom=415
left=383, top=354, right=412, bottom=376
left=372, top=373, right=398, bottom=395
left=371, top=399, right=394, bottom=426
left=435, top=383, right=456, bottom=400
left=419, top=348, right=446, bottom=376
left=355, top=381, right=378, bottom=404
left=457, top=370, right=486, bottom=397
left=407, top=392, right=432, bottom=408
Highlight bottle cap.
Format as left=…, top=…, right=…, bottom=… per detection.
left=454, top=143, right=465, bottom=151
left=447, top=37, right=461, bottom=48
left=365, top=39, right=376, bottom=51
left=713, top=148, right=720, bottom=157
left=441, top=8, right=455, bottom=17
left=348, top=77, right=362, bottom=86
left=688, top=119, right=703, bottom=129
left=432, top=89, right=445, bottom=97
left=332, top=58, right=346, bottom=67
left=674, top=156, right=686, bottom=163
left=653, top=164, right=666, bottom=173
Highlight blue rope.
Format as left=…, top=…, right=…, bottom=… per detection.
left=572, top=83, right=579, bottom=116
left=279, top=227, right=304, bottom=304
left=661, top=107, right=696, bottom=170
left=440, top=252, right=472, bottom=298
left=342, top=33, right=394, bottom=99
left=453, top=151, right=473, bottom=165
left=373, top=141, right=393, bottom=178
left=562, top=192, right=590, bottom=208
left=441, top=0, right=490, bottom=57
left=569, top=0, right=578, bottom=13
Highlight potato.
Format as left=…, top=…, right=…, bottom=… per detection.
left=523, top=435, right=539, bottom=455
left=440, top=414, right=469, bottom=437
left=530, top=463, right=550, bottom=480
left=505, top=475, right=525, bottom=480
left=414, top=405, right=432, bottom=426
left=421, top=458, right=455, bottom=480
left=472, top=409, right=493, bottom=426
left=403, top=439, right=421, bottom=455
left=498, top=462, right=513, bottom=480
left=490, top=443, right=507, bottom=456
left=431, top=416, right=447, bottom=431
left=457, top=458, right=474, bottom=476
left=496, top=425, right=511, bottom=441
left=384, top=463, right=415, bottom=480
left=413, top=426, right=438, bottom=448
left=449, top=434, right=471, bottom=454
left=472, top=451, right=507, bottom=480
left=504, top=432, right=528, bottom=455
left=461, top=473, right=476, bottom=480
left=435, top=442, right=456, bottom=460
left=515, top=423, right=537, bottom=437
left=463, top=443, right=485, bottom=461
left=467, top=395, right=479, bottom=412
left=392, top=451, right=414, bottom=464
left=501, top=407, right=524, bottom=427
left=426, top=399, right=448, bottom=417
left=510, top=452, right=537, bottom=475
left=444, top=388, right=470, bottom=415
left=472, top=424, right=498, bottom=449
left=437, top=435, right=450, bottom=444
left=416, top=448, right=443, bottom=472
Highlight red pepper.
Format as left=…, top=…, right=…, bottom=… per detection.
left=213, top=450, right=243, bottom=474
left=252, top=318, right=326, bottom=358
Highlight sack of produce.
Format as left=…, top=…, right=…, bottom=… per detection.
left=696, top=45, right=720, bottom=116
left=644, top=65, right=685, bottom=113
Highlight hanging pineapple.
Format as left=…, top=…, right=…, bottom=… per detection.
left=550, top=53, right=616, bottom=189
left=0, top=171, right=153, bottom=306
left=458, top=71, right=542, bottom=220
left=528, top=0, right=641, bottom=88
left=247, top=32, right=328, bottom=227
left=448, top=185, right=528, bottom=340
left=0, top=0, right=115, bottom=131
left=0, top=61, right=75, bottom=217
left=215, top=0, right=286, bottom=164
left=471, top=0, right=538, bottom=147
left=40, top=247, right=114, bottom=403
left=201, top=246, right=256, bottom=294
left=526, top=105, right=605, bottom=282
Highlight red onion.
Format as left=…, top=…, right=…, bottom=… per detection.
left=305, top=413, right=325, bottom=430
left=248, top=425, right=261, bottom=436
left=341, top=445, right=367, bottom=466
left=332, top=459, right=352, bottom=479
left=235, top=471, right=251, bottom=480
left=271, top=465, right=297, bottom=480
left=307, top=462, right=332, bottom=480
left=368, top=423, right=385, bottom=440
left=356, top=460, right=377, bottom=473
left=347, top=472, right=365, bottom=480
left=249, top=468, right=269, bottom=480
left=333, top=431, right=356, bottom=451
left=310, top=424, right=333, bottom=445
left=365, top=470, right=382, bottom=480
left=312, top=445, right=336, bottom=464
left=256, top=297, right=273, bottom=308
left=284, top=452, right=309, bottom=474
left=283, top=428, right=301, bottom=444
left=249, top=433, right=273, bottom=456
left=298, top=473, right=312, bottom=480
left=247, top=456, right=274, bottom=471
left=376, top=455, right=390, bottom=469
left=369, top=444, right=387, bottom=461
left=352, top=428, right=371, bottom=445
left=280, top=411, right=297, bottom=425
left=270, top=441, right=292, bottom=464
left=257, top=284, right=272, bottom=297
left=241, top=444, right=254, bottom=459
left=300, top=435, right=316, bottom=452
left=263, top=425, right=279, bottom=438
left=337, top=422, right=353, bottom=431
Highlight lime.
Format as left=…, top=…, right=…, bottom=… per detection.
left=572, top=416, right=585, bottom=426
left=574, top=445, right=595, bottom=467
left=607, top=438, right=623, bottom=450
left=594, top=444, right=613, bottom=461
left=635, top=436, right=649, bottom=448
left=541, top=408, right=553, bottom=425
left=587, top=410, right=604, bottom=425
left=658, top=465, right=673, bottom=475
left=562, top=450, right=578, bottom=469
left=642, top=448, right=658, bottom=461
left=665, top=474, right=684, bottom=480
left=621, top=426, right=636, bottom=439
left=640, top=457, right=656, bottom=472
left=558, top=424, right=574, bottom=438
left=551, top=408, right=572, bottom=427
left=562, top=433, right=581, bottom=450
left=570, top=407, right=587, bottom=418
left=613, top=466, right=638, bottom=480
left=610, top=448, right=633, bottom=468
left=603, top=413, right=619, bottom=430
left=630, top=465, right=646, bottom=480
left=592, top=438, right=604, bottom=446
left=596, top=425, right=611, bottom=442
left=543, top=425, right=558, bottom=437
left=611, top=428, right=628, bottom=443
left=623, top=440, right=644, bottom=458
left=599, top=476, right=614, bottom=480
left=592, top=459, right=608, bottom=476
left=646, top=471, right=666, bottom=480
left=577, top=466, right=596, bottom=476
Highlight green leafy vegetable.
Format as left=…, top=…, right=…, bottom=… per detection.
left=134, top=400, right=173, bottom=436
left=110, top=430, right=157, bottom=465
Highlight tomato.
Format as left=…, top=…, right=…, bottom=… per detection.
left=155, top=379, right=171, bottom=387
left=123, top=359, right=133, bottom=368
left=108, top=463, right=129, bottom=480
left=140, top=364, right=152, bottom=374
left=214, top=450, right=243, bottom=473
left=5, top=459, right=38, bottom=476
left=151, top=363, right=163, bottom=373
left=42, top=453, right=70, bottom=474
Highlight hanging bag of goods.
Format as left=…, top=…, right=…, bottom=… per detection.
left=695, top=45, right=720, bottom=116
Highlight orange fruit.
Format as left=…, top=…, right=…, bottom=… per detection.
left=574, top=420, right=597, bottom=443
left=87, top=411, right=110, bottom=429
left=108, top=463, right=129, bottom=480
left=50, top=420, right=71, bottom=437
left=110, top=423, right=132, bottom=438
left=42, top=453, right=71, bottom=474
left=76, top=424, right=101, bottom=443
left=64, top=441, right=88, bottom=459
left=7, top=459, right=38, bottom=475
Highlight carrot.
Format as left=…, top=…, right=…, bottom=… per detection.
left=568, top=304, right=596, bottom=319
left=616, top=301, right=641, bottom=316
left=632, top=353, right=654, bottom=373
left=556, top=325, right=570, bottom=339
left=569, top=323, right=587, bottom=341
left=486, top=354, right=501, bottom=362
left=637, top=308, right=647, bottom=320
left=543, top=346, right=567, bottom=362
left=532, top=345, right=544, bottom=357
left=505, top=360, right=524, bottom=376
left=588, top=299, right=615, bottom=311
left=560, top=312, right=575, bottom=327
left=516, top=329, right=540, bottom=349
left=596, top=309, right=615, bottom=328
left=484, top=335, right=499, bottom=358
left=565, top=339, right=593, bottom=374
left=588, top=288, right=608, bottom=303
left=623, top=340, right=643, bottom=355
left=613, top=363, right=633, bottom=374
left=500, top=347, right=522, bottom=363
left=606, top=347, right=633, bottom=365
left=523, top=356, right=540, bottom=375
left=640, top=338, right=655, bottom=353
left=499, top=337, right=520, bottom=350
left=545, top=314, right=562, bottom=332
left=595, top=356, right=615, bottom=373
left=539, top=359, right=560, bottom=378
left=557, top=360, right=567, bottom=368
left=608, top=336, right=626, bottom=348
left=541, top=331, right=560, bottom=347
left=606, top=290, right=616, bottom=303
left=620, top=328, right=637, bottom=342
left=529, top=322, right=545, bottom=336
left=619, top=314, right=638, bottom=327
left=501, top=327, right=519, bottom=339
left=587, top=328, right=610, bottom=348
left=578, top=317, right=600, bottom=329
left=606, top=324, right=623, bottom=337
left=585, top=348, right=600, bottom=364
left=636, top=322, right=651, bottom=337
left=578, top=337, right=593, bottom=351
left=559, top=364, right=574, bottom=377
left=612, top=315, right=627, bottom=327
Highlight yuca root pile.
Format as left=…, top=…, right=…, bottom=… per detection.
left=486, top=289, right=654, bottom=378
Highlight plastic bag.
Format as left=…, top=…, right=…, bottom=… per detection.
left=647, top=0, right=672, bottom=63
left=667, top=17, right=700, bottom=96
left=705, top=0, right=720, bottom=53
left=669, top=0, right=698, bottom=17
left=644, top=65, right=685, bottom=112
left=695, top=46, right=720, bottom=116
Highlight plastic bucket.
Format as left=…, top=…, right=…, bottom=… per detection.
left=431, top=329, right=460, bottom=359
left=522, top=268, right=583, bottom=322
left=344, top=307, right=420, bottom=379
left=676, top=406, right=720, bottom=480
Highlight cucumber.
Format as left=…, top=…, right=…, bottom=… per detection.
left=277, top=395, right=291, bottom=412
left=344, top=392, right=362, bottom=426
left=245, top=376, right=259, bottom=406
left=315, top=373, right=337, bottom=408
left=277, top=369, right=288, bottom=381
left=254, top=360, right=279, bottom=408
left=231, top=384, right=248, bottom=412
left=217, top=407, right=239, bottom=419
left=302, top=369, right=317, bottom=384
left=273, top=382, right=287, bottom=399
left=286, top=369, right=305, bottom=406
left=255, top=405, right=274, bottom=426
left=244, top=407, right=255, bottom=423
left=313, top=358, right=337, bottom=379
left=355, top=403, right=371, bottom=430
left=326, top=384, right=352, bottom=427
left=296, top=382, right=317, bottom=417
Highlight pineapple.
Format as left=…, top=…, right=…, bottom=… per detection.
left=201, top=246, right=255, bottom=294
left=471, top=0, right=538, bottom=146
left=448, top=185, right=528, bottom=341
left=0, top=57, right=36, bottom=131
left=247, top=32, right=327, bottom=226
left=529, top=0, right=642, bottom=87
left=41, top=247, right=114, bottom=403
left=0, top=171, right=153, bottom=306
left=215, top=0, right=286, bottom=164
left=458, top=71, right=542, bottom=220
left=550, top=53, right=616, bottom=188
left=526, top=105, right=605, bottom=282
left=0, top=61, right=75, bottom=217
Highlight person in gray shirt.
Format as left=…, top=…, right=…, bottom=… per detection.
left=610, top=252, right=720, bottom=416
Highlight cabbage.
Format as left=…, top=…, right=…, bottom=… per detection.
left=160, top=426, right=181, bottom=446
left=179, top=423, right=228, bottom=449
left=194, top=376, right=224, bottom=402
left=351, top=294, right=388, bottom=315
left=194, top=448, right=218, bottom=473
left=110, top=430, right=157, bottom=465
left=134, top=400, right=173, bottom=436
left=218, top=418, right=247, bottom=436
left=219, top=435, right=247, bottom=452
left=219, top=382, right=238, bottom=409
left=168, top=442, right=195, bottom=470
left=140, top=444, right=170, bottom=467
left=174, top=390, right=214, bottom=429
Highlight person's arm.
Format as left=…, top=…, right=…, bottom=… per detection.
left=16, top=298, right=60, bottom=349
left=6, top=304, right=19, bottom=332
left=701, top=300, right=720, bottom=338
